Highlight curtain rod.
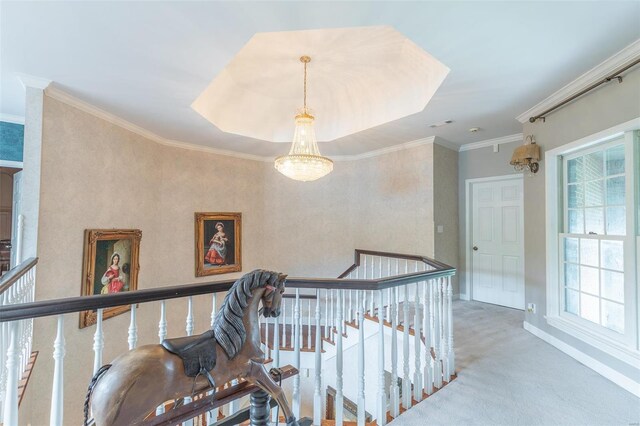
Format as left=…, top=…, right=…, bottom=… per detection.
left=529, top=57, right=640, bottom=123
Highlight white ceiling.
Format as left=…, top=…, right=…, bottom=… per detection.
left=1, top=1, right=639, bottom=157
left=192, top=26, right=450, bottom=143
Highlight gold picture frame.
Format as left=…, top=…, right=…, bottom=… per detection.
left=195, top=212, right=242, bottom=277
left=80, top=229, right=142, bottom=328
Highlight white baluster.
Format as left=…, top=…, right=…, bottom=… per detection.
left=307, top=299, right=312, bottom=350
left=272, top=306, right=281, bottom=424
left=186, top=296, right=194, bottom=336
left=325, top=289, right=330, bottom=338
left=386, top=258, right=392, bottom=321
left=354, top=267, right=360, bottom=327
left=281, top=298, right=287, bottom=347
left=423, top=279, right=433, bottom=396
left=402, top=283, right=411, bottom=409
left=413, top=275, right=423, bottom=402
left=158, top=301, right=167, bottom=343
left=349, top=289, right=353, bottom=324
left=362, top=256, right=368, bottom=315
left=50, top=315, right=65, bottom=426
left=92, top=309, right=104, bottom=374
left=128, top=304, right=137, bottom=350
left=357, top=292, right=365, bottom=426
left=434, top=278, right=442, bottom=388
left=330, top=290, right=335, bottom=339
left=292, top=289, right=301, bottom=418
left=205, top=395, right=218, bottom=426
left=446, top=276, right=455, bottom=379
left=3, top=321, right=19, bottom=426
left=369, top=257, right=375, bottom=314
left=15, top=215, right=24, bottom=265
left=313, top=289, right=322, bottom=426
left=335, top=289, right=344, bottom=426
left=210, top=294, right=217, bottom=328
left=390, top=286, right=399, bottom=418
left=156, top=300, right=168, bottom=416
left=156, top=302, right=168, bottom=417
left=274, top=307, right=280, bottom=366
left=265, top=316, right=270, bottom=359
left=377, top=290, right=386, bottom=426
left=291, top=296, right=295, bottom=348
left=229, top=379, right=239, bottom=414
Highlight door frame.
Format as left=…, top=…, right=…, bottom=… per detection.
left=464, top=173, right=524, bottom=303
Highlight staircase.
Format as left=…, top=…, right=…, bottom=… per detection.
left=0, top=249, right=456, bottom=426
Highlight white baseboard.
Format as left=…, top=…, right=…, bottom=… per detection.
left=523, top=321, right=640, bottom=398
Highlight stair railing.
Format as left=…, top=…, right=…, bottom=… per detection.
left=0, top=256, right=37, bottom=424
left=0, top=249, right=455, bottom=426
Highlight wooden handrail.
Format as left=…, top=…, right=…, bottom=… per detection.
left=0, top=257, right=38, bottom=296
left=0, top=251, right=455, bottom=323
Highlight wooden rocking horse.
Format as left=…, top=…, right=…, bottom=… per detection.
left=84, top=269, right=300, bottom=426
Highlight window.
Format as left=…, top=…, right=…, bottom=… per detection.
left=561, top=140, right=626, bottom=334
left=546, top=128, right=639, bottom=366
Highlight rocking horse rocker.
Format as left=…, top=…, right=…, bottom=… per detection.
left=84, top=269, right=300, bottom=426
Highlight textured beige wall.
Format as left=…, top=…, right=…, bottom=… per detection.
left=523, top=67, right=640, bottom=381
left=433, top=142, right=459, bottom=294
left=353, top=145, right=435, bottom=257
left=20, top=95, right=442, bottom=424
left=22, top=95, right=266, bottom=424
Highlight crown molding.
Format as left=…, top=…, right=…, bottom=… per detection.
left=0, top=113, right=25, bottom=125
left=44, top=86, right=448, bottom=163
left=516, top=39, right=640, bottom=123
left=16, top=73, right=52, bottom=91
left=458, top=133, right=523, bottom=152
left=332, top=136, right=436, bottom=161
left=45, top=86, right=269, bottom=162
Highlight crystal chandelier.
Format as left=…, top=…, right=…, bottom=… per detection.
left=274, top=56, right=333, bottom=182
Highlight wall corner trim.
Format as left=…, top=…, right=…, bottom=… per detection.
left=16, top=73, right=52, bottom=91
left=523, top=321, right=640, bottom=398
left=516, top=39, right=640, bottom=123
left=433, top=137, right=459, bottom=152
left=458, top=133, right=523, bottom=152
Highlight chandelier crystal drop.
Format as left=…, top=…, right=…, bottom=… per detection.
left=274, top=56, right=333, bottom=182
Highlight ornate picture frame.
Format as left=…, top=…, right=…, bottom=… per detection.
left=195, top=212, right=242, bottom=277
left=80, top=229, right=142, bottom=328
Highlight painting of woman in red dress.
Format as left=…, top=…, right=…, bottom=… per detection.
left=100, top=252, right=126, bottom=294
left=204, top=222, right=228, bottom=265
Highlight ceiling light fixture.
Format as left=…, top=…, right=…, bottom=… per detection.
left=274, top=56, right=333, bottom=182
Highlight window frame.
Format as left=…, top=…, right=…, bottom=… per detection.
left=545, top=121, right=639, bottom=368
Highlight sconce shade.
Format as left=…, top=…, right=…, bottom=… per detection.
left=510, top=143, right=541, bottom=166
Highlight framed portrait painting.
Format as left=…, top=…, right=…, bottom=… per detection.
left=80, top=229, right=142, bottom=328
left=195, top=212, right=241, bottom=277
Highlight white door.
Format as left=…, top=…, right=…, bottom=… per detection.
left=10, top=171, right=23, bottom=267
left=471, top=177, right=524, bottom=309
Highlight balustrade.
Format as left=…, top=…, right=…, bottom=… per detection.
left=0, top=250, right=455, bottom=426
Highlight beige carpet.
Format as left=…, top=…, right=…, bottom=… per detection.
left=390, top=301, right=640, bottom=426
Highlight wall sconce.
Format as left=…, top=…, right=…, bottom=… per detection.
left=510, top=135, right=541, bottom=174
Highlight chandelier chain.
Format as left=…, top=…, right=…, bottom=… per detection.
left=303, top=59, right=307, bottom=111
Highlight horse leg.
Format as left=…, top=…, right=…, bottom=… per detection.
left=247, top=360, right=299, bottom=426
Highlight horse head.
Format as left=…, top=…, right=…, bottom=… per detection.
left=260, top=272, right=287, bottom=318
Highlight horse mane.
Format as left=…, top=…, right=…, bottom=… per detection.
left=213, top=269, right=284, bottom=359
